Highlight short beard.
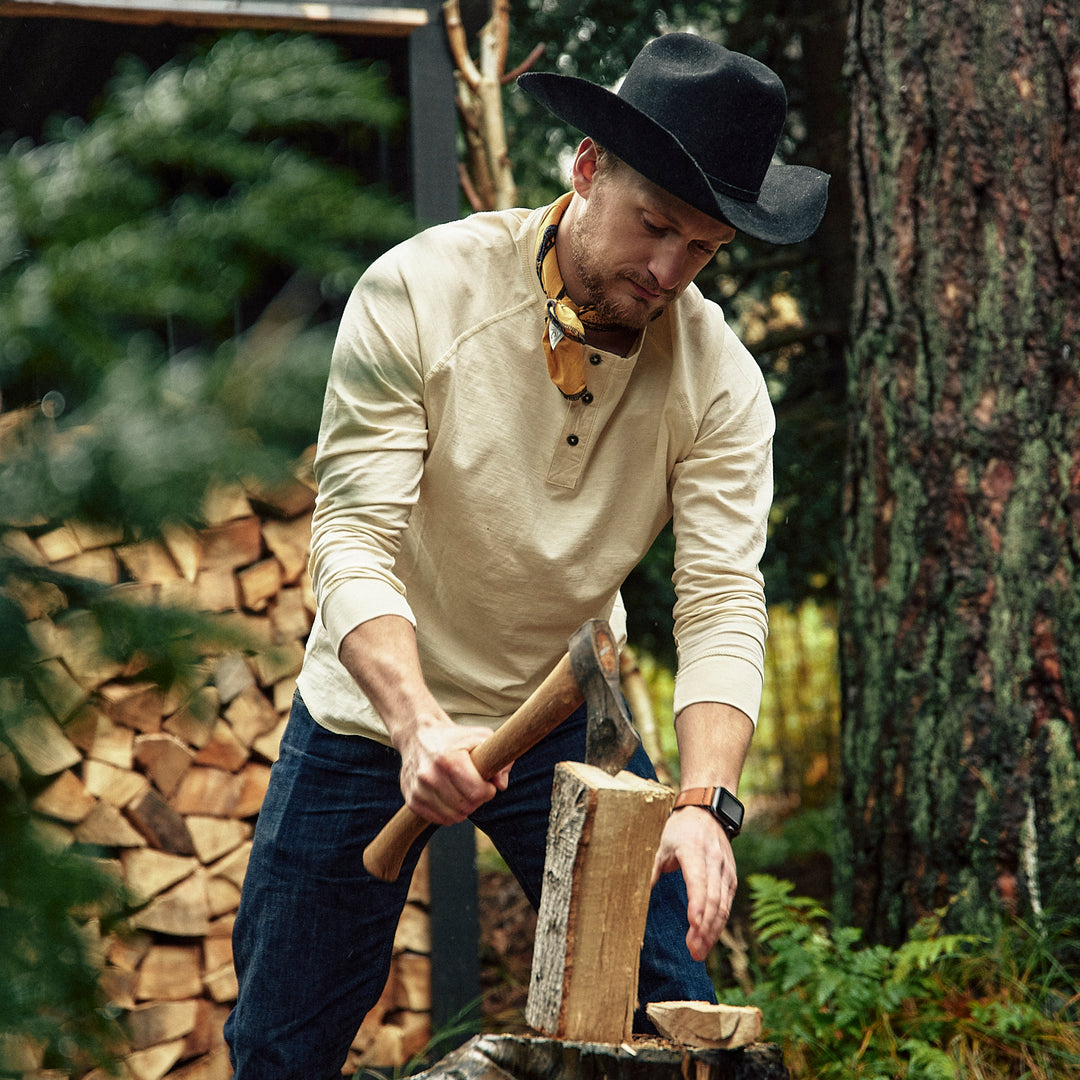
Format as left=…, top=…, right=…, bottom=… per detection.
left=568, top=206, right=670, bottom=333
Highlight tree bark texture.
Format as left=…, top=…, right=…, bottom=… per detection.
left=841, top=0, right=1080, bottom=943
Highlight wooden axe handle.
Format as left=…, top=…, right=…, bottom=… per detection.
left=363, top=650, right=583, bottom=882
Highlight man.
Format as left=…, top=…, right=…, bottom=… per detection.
left=225, top=32, right=828, bottom=1079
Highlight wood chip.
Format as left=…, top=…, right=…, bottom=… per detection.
left=645, top=1001, right=763, bottom=1050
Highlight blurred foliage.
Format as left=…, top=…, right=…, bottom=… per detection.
left=0, top=794, right=128, bottom=1076
left=729, top=875, right=1080, bottom=1080
left=733, top=806, right=836, bottom=883
left=647, top=601, right=841, bottom=812
left=0, top=31, right=412, bottom=519
left=0, top=31, right=411, bottom=1073
left=753, top=601, right=839, bottom=807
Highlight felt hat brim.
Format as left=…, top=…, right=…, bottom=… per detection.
left=519, top=60, right=829, bottom=246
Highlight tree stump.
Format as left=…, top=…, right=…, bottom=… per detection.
left=410, top=1033, right=789, bottom=1080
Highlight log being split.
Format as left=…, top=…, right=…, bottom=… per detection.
left=525, top=761, right=674, bottom=1044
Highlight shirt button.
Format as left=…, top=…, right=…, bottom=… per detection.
left=581, top=392, right=594, bottom=405
left=566, top=434, right=579, bottom=446
left=589, top=354, right=602, bottom=365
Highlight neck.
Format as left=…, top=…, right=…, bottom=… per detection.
left=554, top=197, right=641, bottom=357
left=553, top=195, right=587, bottom=308
left=583, top=324, right=640, bottom=357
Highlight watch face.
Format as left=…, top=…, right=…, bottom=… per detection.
left=717, top=789, right=743, bottom=827
left=712, top=788, right=743, bottom=837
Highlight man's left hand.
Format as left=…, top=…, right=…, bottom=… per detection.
left=651, top=802, right=736, bottom=961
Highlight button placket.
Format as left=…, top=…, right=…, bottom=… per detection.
left=547, top=349, right=612, bottom=488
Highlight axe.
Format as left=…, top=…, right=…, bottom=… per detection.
left=362, top=618, right=641, bottom=882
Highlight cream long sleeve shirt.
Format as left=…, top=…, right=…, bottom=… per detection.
left=296, top=204, right=775, bottom=743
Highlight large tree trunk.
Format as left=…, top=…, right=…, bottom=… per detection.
left=840, top=0, right=1080, bottom=943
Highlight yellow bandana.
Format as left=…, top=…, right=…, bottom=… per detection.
left=534, top=193, right=604, bottom=400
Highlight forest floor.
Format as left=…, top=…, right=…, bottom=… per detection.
left=477, top=865, right=538, bottom=1035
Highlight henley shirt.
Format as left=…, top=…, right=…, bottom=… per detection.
left=296, top=203, right=775, bottom=743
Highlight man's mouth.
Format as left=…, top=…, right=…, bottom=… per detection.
left=626, top=275, right=664, bottom=302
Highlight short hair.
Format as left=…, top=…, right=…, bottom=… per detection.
left=592, top=144, right=626, bottom=177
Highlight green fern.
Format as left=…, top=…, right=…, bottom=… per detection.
left=899, top=1039, right=957, bottom=1079
left=724, top=875, right=1066, bottom=1080
left=890, top=929, right=982, bottom=985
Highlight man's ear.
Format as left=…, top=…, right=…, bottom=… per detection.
left=570, top=139, right=600, bottom=196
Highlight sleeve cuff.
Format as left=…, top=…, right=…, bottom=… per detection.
left=673, top=652, right=763, bottom=728
left=321, top=578, right=416, bottom=658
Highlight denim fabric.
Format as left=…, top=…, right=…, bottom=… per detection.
left=225, top=693, right=715, bottom=1079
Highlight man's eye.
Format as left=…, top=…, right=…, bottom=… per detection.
left=643, top=219, right=666, bottom=235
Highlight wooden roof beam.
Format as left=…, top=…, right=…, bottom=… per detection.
left=0, top=0, right=428, bottom=37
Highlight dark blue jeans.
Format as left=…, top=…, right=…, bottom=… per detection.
left=225, top=693, right=715, bottom=1079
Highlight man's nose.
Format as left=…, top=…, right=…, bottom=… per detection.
left=647, top=242, right=688, bottom=291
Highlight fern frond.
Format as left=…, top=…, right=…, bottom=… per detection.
left=891, top=934, right=981, bottom=984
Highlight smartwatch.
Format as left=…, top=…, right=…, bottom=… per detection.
left=672, top=786, right=744, bottom=839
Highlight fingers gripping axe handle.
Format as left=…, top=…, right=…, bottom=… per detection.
left=362, top=620, right=618, bottom=883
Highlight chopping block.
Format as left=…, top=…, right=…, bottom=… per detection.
left=408, top=1034, right=790, bottom=1080
left=526, top=760, right=674, bottom=1044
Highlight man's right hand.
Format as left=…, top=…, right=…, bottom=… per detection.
left=392, top=714, right=510, bottom=825
left=338, top=614, right=511, bottom=826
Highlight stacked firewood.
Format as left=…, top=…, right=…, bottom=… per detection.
left=4, top=455, right=432, bottom=1078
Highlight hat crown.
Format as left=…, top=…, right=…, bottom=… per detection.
left=516, top=32, right=830, bottom=244
left=617, top=34, right=787, bottom=202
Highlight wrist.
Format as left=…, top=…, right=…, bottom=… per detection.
left=385, top=701, right=449, bottom=755
left=672, top=785, right=744, bottom=839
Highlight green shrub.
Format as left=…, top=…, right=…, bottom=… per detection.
left=0, top=797, right=127, bottom=1075
left=730, top=875, right=1080, bottom=1079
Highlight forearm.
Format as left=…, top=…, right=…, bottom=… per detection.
left=337, top=614, right=446, bottom=754
left=674, top=700, right=753, bottom=794
left=337, top=614, right=507, bottom=824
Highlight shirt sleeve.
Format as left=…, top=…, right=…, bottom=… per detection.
left=669, top=326, right=775, bottom=726
left=307, top=255, right=427, bottom=656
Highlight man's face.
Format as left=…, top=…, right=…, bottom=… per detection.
left=566, top=152, right=736, bottom=332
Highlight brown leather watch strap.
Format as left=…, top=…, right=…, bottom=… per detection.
left=672, top=786, right=716, bottom=811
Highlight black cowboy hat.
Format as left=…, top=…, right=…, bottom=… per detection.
left=518, top=33, right=829, bottom=246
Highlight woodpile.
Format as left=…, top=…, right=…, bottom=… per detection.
left=4, top=454, right=432, bottom=1078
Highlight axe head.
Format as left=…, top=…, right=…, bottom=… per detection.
left=568, top=619, right=640, bottom=775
